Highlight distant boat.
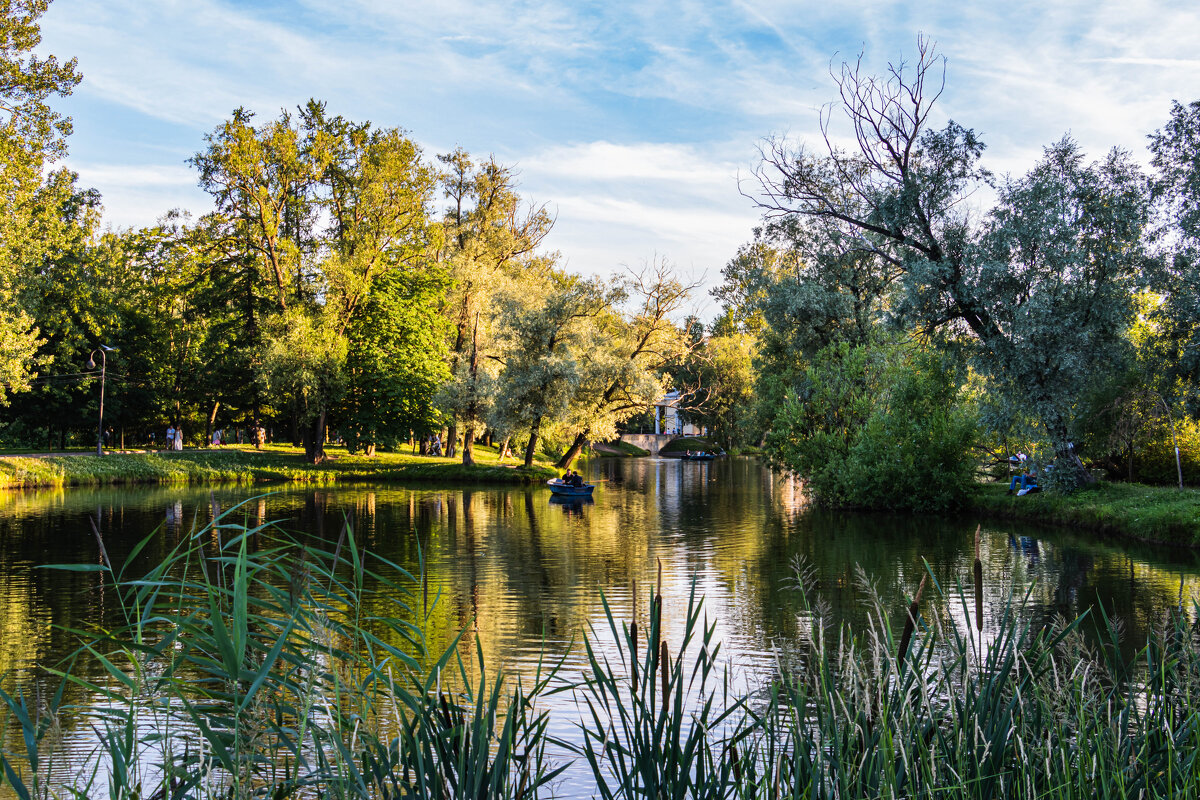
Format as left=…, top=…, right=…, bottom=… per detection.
left=546, top=479, right=595, bottom=496
left=680, top=452, right=717, bottom=461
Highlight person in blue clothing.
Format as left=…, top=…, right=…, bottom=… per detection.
left=1008, top=463, right=1038, bottom=494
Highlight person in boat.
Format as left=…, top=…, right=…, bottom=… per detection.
left=561, top=468, right=573, bottom=482
left=569, top=471, right=584, bottom=487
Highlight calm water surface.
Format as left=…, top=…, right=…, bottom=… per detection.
left=2, top=456, right=1199, bottom=791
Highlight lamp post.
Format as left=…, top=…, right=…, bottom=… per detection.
left=86, top=345, right=116, bottom=456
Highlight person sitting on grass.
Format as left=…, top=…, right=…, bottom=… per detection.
left=1008, top=464, right=1038, bottom=494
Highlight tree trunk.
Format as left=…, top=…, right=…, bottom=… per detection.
left=498, top=436, right=511, bottom=463
left=1047, top=413, right=1094, bottom=486
left=291, top=410, right=302, bottom=448
left=206, top=400, right=220, bottom=445
left=462, top=423, right=476, bottom=467
left=304, top=408, right=327, bottom=464
left=524, top=416, right=543, bottom=468
left=365, top=443, right=376, bottom=457
left=556, top=431, right=589, bottom=469
left=447, top=421, right=458, bottom=459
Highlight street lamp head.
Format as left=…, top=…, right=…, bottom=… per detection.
left=86, top=357, right=96, bottom=369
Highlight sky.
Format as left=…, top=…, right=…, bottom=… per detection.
left=38, top=0, right=1200, bottom=318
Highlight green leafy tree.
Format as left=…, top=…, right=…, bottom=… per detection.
left=305, top=104, right=445, bottom=456
left=765, top=338, right=977, bottom=510
left=555, top=264, right=694, bottom=469
left=752, top=38, right=1149, bottom=484
left=492, top=274, right=621, bottom=466
left=0, top=0, right=82, bottom=402
left=676, top=331, right=757, bottom=451
left=341, top=265, right=451, bottom=454
left=1148, top=99, right=1200, bottom=416
left=436, top=148, right=554, bottom=465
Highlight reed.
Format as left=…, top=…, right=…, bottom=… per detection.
left=0, top=501, right=562, bottom=799
left=6, top=510, right=1200, bottom=799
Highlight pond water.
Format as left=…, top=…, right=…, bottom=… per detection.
left=2, top=455, right=1199, bottom=792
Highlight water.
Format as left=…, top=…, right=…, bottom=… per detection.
left=2, top=455, right=1199, bottom=793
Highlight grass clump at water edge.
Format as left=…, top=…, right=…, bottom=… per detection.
left=5, top=509, right=1200, bottom=798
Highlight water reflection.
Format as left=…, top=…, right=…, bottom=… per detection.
left=2, top=458, right=1200, bottom=785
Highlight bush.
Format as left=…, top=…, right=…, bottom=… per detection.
left=765, top=340, right=978, bottom=511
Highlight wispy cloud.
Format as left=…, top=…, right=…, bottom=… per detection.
left=37, top=0, right=1200, bottom=315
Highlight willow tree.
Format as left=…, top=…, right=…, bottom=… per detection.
left=436, top=148, right=554, bottom=466
left=1149, top=99, right=1200, bottom=416
left=492, top=274, right=623, bottom=467
left=555, top=264, right=695, bottom=469
left=752, top=38, right=1149, bottom=484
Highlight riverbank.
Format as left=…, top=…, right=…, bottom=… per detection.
left=971, top=481, right=1200, bottom=547
left=0, top=445, right=557, bottom=489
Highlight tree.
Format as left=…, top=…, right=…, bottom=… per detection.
left=1148, top=99, right=1200, bottom=416
left=765, top=337, right=977, bottom=510
left=0, top=0, right=82, bottom=402
left=674, top=330, right=757, bottom=451
left=436, top=148, right=554, bottom=466
left=306, top=104, right=446, bottom=456
left=341, top=264, right=450, bottom=454
left=492, top=274, right=621, bottom=467
left=751, top=38, right=1149, bottom=484
left=555, top=263, right=695, bottom=469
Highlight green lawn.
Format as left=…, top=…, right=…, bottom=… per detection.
left=971, top=480, right=1200, bottom=546
left=594, top=439, right=651, bottom=457
left=658, top=436, right=722, bottom=455
left=0, top=443, right=556, bottom=489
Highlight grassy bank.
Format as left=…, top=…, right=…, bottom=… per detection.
left=658, top=436, right=722, bottom=455
left=591, top=439, right=651, bottom=456
left=0, top=444, right=556, bottom=489
left=971, top=480, right=1200, bottom=546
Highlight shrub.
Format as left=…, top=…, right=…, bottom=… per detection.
left=765, top=339, right=978, bottom=510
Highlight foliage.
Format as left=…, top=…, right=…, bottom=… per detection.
left=1148, top=99, right=1200, bottom=417
left=0, top=0, right=82, bottom=402
left=0, top=509, right=565, bottom=798
left=11, top=530, right=1200, bottom=796
left=492, top=274, right=622, bottom=466
left=554, top=262, right=694, bottom=469
left=765, top=338, right=977, bottom=511
left=341, top=263, right=451, bottom=453
left=673, top=330, right=757, bottom=450
left=751, top=39, right=1151, bottom=484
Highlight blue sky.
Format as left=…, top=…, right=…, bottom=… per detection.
left=40, top=0, right=1200, bottom=317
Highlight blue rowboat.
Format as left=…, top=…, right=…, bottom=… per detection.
left=546, top=479, right=595, bottom=496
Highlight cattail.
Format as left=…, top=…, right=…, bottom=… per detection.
left=660, top=640, right=670, bottom=716
left=725, top=743, right=743, bottom=784
left=630, top=619, right=639, bottom=693
left=974, top=525, right=984, bottom=632
left=897, top=573, right=927, bottom=665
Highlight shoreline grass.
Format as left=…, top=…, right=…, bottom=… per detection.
left=970, top=480, right=1200, bottom=547
left=591, top=439, right=651, bottom=457
left=0, top=444, right=557, bottom=490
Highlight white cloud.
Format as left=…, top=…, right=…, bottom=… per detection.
left=36, top=0, right=1200, bottom=319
